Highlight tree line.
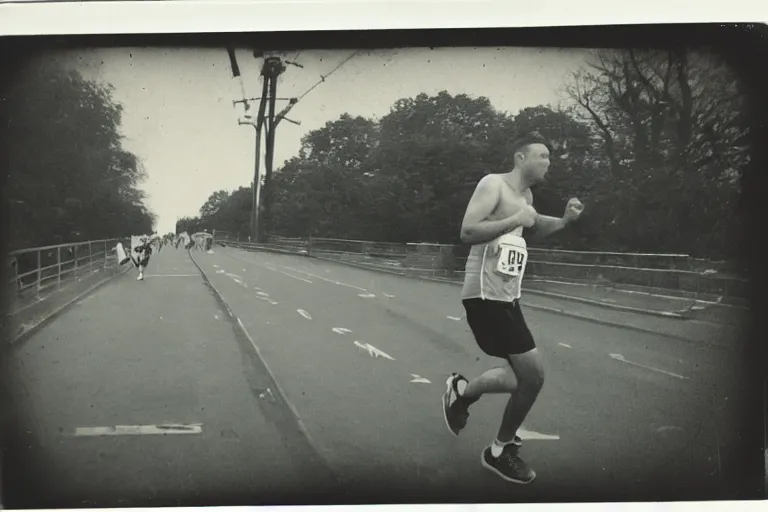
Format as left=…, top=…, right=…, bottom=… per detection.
left=3, top=58, right=156, bottom=253
left=181, top=49, right=747, bottom=260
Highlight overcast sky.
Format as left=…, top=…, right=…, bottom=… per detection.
left=62, top=46, right=590, bottom=234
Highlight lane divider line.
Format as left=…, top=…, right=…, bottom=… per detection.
left=280, top=270, right=312, bottom=284
left=282, top=265, right=369, bottom=293
left=332, top=327, right=352, bottom=335
left=558, top=343, right=572, bottom=348
left=609, top=353, right=688, bottom=380
left=297, top=309, right=313, bottom=320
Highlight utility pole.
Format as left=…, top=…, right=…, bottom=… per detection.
left=259, top=56, right=289, bottom=243
left=230, top=50, right=300, bottom=243
left=236, top=76, right=269, bottom=243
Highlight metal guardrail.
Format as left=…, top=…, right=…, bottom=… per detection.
left=6, top=237, right=129, bottom=308
left=217, top=234, right=748, bottom=304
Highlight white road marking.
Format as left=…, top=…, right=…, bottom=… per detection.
left=269, top=301, right=279, bottom=305
left=213, top=265, right=220, bottom=268
left=257, top=292, right=269, bottom=297
left=146, top=274, right=198, bottom=278
left=332, top=327, right=352, bottom=335
left=609, top=353, right=688, bottom=380
left=517, top=427, right=560, bottom=440
left=258, top=388, right=275, bottom=401
left=410, top=374, right=431, bottom=384
left=215, top=270, right=225, bottom=274
left=280, top=270, right=312, bottom=283
left=358, top=293, right=376, bottom=299
left=447, top=316, right=462, bottom=321
left=354, top=341, right=395, bottom=360
left=74, top=424, right=203, bottom=437
left=558, top=343, right=572, bottom=348
left=656, top=425, right=684, bottom=434
left=214, top=313, right=221, bottom=320
left=383, top=293, right=396, bottom=298
left=297, top=309, right=313, bottom=320
left=283, top=266, right=368, bottom=292
left=225, top=273, right=242, bottom=280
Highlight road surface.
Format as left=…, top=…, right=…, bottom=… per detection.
left=2, top=246, right=748, bottom=507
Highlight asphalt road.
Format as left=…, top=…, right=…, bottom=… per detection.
left=2, top=246, right=749, bottom=507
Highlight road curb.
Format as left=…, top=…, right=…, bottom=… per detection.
left=313, top=255, right=728, bottom=346
left=7, top=264, right=133, bottom=347
left=520, top=288, right=686, bottom=319
left=521, top=302, right=721, bottom=347
left=187, top=248, right=341, bottom=487
left=224, top=245, right=733, bottom=348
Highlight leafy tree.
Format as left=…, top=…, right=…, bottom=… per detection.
left=564, top=49, right=746, bottom=257
left=199, top=190, right=231, bottom=219
left=4, top=58, right=155, bottom=249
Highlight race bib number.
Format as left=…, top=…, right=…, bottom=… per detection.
left=495, top=236, right=528, bottom=278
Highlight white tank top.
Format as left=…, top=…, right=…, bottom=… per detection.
left=461, top=226, right=528, bottom=302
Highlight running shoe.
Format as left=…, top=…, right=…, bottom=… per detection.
left=442, top=373, right=523, bottom=446
left=481, top=444, right=536, bottom=484
left=442, top=373, right=476, bottom=436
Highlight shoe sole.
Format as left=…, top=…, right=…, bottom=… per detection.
left=480, top=450, right=536, bottom=484
left=442, top=375, right=460, bottom=437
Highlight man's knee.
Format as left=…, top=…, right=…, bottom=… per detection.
left=508, top=349, right=545, bottom=394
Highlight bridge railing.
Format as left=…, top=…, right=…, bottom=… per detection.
left=6, top=237, right=129, bottom=307
left=215, top=234, right=748, bottom=305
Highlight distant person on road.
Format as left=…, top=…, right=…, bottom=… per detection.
left=130, top=236, right=153, bottom=281
left=442, top=136, right=584, bottom=484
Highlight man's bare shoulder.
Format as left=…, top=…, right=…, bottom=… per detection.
left=475, top=173, right=503, bottom=190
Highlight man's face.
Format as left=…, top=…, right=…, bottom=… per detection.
left=518, top=143, right=551, bottom=183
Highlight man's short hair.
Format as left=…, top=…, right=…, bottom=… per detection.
left=510, top=134, right=552, bottom=157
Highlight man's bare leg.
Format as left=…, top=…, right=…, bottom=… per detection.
left=462, top=364, right=518, bottom=399
left=495, top=348, right=545, bottom=442
left=478, top=348, right=544, bottom=483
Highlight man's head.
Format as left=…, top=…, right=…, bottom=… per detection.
left=511, top=135, right=552, bottom=184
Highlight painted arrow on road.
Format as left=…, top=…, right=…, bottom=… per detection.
left=354, top=341, right=395, bottom=360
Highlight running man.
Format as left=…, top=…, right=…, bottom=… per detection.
left=442, top=135, right=584, bottom=484
left=130, top=236, right=153, bottom=281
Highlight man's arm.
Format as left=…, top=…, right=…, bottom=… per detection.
left=460, top=175, right=526, bottom=245
left=528, top=197, right=584, bottom=241
left=529, top=215, right=568, bottom=241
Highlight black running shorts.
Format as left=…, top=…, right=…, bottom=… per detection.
left=462, top=298, right=536, bottom=358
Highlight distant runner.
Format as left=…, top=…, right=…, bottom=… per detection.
left=130, top=236, right=153, bottom=281
left=442, top=135, right=584, bottom=484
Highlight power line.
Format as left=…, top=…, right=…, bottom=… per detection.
left=295, top=51, right=359, bottom=103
